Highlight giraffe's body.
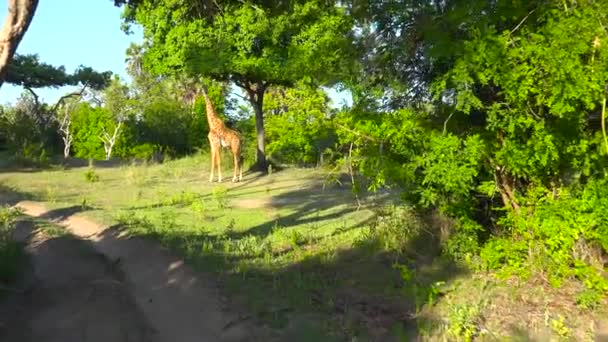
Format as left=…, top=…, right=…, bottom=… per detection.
left=201, top=88, right=243, bottom=183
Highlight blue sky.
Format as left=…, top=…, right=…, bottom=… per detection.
left=0, top=0, right=142, bottom=105
left=0, top=1, right=351, bottom=108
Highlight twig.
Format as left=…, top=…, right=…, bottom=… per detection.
left=229, top=90, right=249, bottom=102
left=527, top=104, right=541, bottom=120
left=511, top=9, right=536, bottom=34
left=443, top=112, right=454, bottom=135
left=222, top=307, right=292, bottom=331
left=602, top=96, right=608, bottom=154
left=23, top=86, right=40, bottom=107
left=50, top=82, right=89, bottom=113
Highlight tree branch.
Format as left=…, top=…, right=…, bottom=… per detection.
left=334, top=122, right=381, bottom=143
left=50, top=81, right=89, bottom=113
left=510, top=9, right=535, bottom=34
left=230, top=90, right=249, bottom=102
left=23, top=85, right=39, bottom=106
left=22, top=85, right=50, bottom=126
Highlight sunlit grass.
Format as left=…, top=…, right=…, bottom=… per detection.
left=0, top=153, right=402, bottom=333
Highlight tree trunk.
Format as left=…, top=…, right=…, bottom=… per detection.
left=0, top=0, right=39, bottom=89
left=245, top=83, right=267, bottom=172
left=252, top=99, right=266, bottom=171
left=63, top=138, right=71, bottom=158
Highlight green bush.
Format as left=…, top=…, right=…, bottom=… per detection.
left=71, top=104, right=123, bottom=160
left=264, top=85, right=337, bottom=166
left=0, top=206, right=25, bottom=284
left=129, top=143, right=159, bottom=160
left=0, top=100, right=60, bottom=162
left=84, top=168, right=100, bottom=183
left=481, top=179, right=608, bottom=293
left=332, top=1, right=608, bottom=304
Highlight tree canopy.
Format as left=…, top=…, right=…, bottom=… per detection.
left=113, top=0, right=357, bottom=169
left=6, top=54, right=113, bottom=91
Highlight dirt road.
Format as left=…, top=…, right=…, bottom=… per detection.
left=0, top=201, right=263, bottom=342
left=0, top=219, right=157, bottom=342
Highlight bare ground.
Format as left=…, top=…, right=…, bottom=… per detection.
left=0, top=200, right=267, bottom=342
left=0, top=219, right=157, bottom=342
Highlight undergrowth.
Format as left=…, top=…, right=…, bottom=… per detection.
left=0, top=206, right=25, bottom=286
left=478, top=179, right=608, bottom=309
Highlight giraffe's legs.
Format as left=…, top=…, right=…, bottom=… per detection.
left=209, top=145, right=216, bottom=182
left=209, top=134, right=221, bottom=182
left=216, top=146, right=222, bottom=183
left=231, top=144, right=242, bottom=182
left=232, top=152, right=238, bottom=182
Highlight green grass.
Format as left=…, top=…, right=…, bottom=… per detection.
left=0, top=153, right=417, bottom=338
left=0, top=206, right=26, bottom=290
left=2, top=154, right=603, bottom=340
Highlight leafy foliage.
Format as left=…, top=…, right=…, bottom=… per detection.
left=70, top=103, right=127, bottom=159
left=6, top=54, right=112, bottom=90
left=114, top=0, right=357, bottom=168
left=0, top=206, right=25, bottom=284
left=331, top=0, right=608, bottom=300
left=264, top=84, right=336, bottom=165
left=483, top=179, right=608, bottom=293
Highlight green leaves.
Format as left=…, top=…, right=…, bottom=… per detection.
left=264, top=84, right=335, bottom=165
left=122, top=0, right=355, bottom=87
left=6, top=54, right=112, bottom=90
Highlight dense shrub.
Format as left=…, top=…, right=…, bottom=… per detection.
left=0, top=99, right=60, bottom=165
left=264, top=85, right=337, bottom=166
left=481, top=179, right=608, bottom=292
left=334, top=0, right=608, bottom=301
left=0, top=206, right=25, bottom=284
left=71, top=104, right=129, bottom=159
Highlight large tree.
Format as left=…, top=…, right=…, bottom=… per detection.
left=113, top=0, right=356, bottom=170
left=0, top=0, right=39, bottom=88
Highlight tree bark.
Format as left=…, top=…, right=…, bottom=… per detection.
left=0, top=0, right=39, bottom=89
left=245, top=83, right=267, bottom=172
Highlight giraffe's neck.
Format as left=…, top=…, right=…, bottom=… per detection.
left=201, top=91, right=222, bottom=129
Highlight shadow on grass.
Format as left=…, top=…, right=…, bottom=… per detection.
left=0, top=183, right=35, bottom=206
left=0, top=156, right=160, bottom=175
left=123, top=173, right=356, bottom=215
left=225, top=181, right=392, bottom=240
left=6, top=200, right=607, bottom=340
left=103, top=201, right=463, bottom=340
left=37, top=205, right=96, bottom=222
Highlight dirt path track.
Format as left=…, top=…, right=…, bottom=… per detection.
left=6, top=200, right=259, bottom=342
left=1, top=220, right=156, bottom=342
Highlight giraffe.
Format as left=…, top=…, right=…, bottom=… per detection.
left=200, top=85, right=243, bottom=183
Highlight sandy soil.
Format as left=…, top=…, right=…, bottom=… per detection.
left=0, top=220, right=157, bottom=342
left=0, top=200, right=264, bottom=342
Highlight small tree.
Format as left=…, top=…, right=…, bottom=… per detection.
left=99, top=120, right=123, bottom=160
left=57, top=102, right=75, bottom=158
